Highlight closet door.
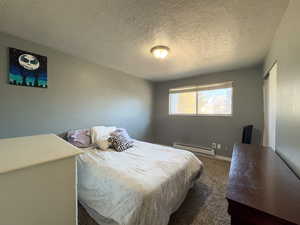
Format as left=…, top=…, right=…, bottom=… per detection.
left=263, top=63, right=278, bottom=151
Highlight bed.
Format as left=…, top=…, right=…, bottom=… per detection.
left=77, top=140, right=203, bottom=225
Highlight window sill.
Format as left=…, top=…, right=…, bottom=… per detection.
left=168, top=114, right=233, bottom=117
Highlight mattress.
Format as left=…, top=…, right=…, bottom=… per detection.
left=77, top=140, right=203, bottom=225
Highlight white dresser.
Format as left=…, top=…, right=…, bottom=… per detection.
left=0, top=134, right=83, bottom=225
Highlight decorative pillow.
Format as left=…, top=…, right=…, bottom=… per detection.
left=91, top=126, right=117, bottom=150
left=108, top=133, right=134, bottom=152
left=67, top=129, right=91, bottom=148
left=110, top=128, right=133, bottom=141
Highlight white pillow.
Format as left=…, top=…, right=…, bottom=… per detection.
left=91, top=126, right=117, bottom=150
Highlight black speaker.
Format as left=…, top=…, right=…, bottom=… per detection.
left=242, top=125, right=253, bottom=144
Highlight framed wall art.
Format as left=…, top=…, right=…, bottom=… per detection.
left=8, top=48, right=47, bottom=88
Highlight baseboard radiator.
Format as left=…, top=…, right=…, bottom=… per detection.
left=173, top=143, right=215, bottom=156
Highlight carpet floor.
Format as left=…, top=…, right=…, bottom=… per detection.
left=169, top=156, right=231, bottom=225
left=78, top=156, right=231, bottom=225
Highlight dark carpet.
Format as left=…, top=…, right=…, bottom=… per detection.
left=78, top=156, right=231, bottom=225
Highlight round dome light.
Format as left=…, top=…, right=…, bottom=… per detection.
left=150, top=45, right=170, bottom=59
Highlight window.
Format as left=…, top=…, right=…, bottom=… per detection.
left=169, top=82, right=233, bottom=116
left=169, top=91, right=197, bottom=115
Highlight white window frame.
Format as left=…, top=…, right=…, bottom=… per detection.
left=169, top=81, right=234, bottom=117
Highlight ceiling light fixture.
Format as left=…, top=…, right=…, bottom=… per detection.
left=151, top=45, right=170, bottom=59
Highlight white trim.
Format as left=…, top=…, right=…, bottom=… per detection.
left=169, top=81, right=233, bottom=93
left=173, top=143, right=215, bottom=156
left=215, top=155, right=232, bottom=162
left=263, top=62, right=277, bottom=151
left=196, top=89, right=199, bottom=115
left=193, top=152, right=232, bottom=162
left=168, top=113, right=232, bottom=117
left=171, top=143, right=232, bottom=162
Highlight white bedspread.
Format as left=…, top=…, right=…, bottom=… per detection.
left=77, top=141, right=203, bottom=225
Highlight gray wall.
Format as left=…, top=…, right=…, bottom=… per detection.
left=264, top=0, right=300, bottom=177
left=0, top=32, right=153, bottom=140
left=153, top=67, right=264, bottom=157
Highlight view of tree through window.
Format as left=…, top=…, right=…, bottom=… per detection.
left=197, top=88, right=232, bottom=115
left=169, top=82, right=233, bottom=116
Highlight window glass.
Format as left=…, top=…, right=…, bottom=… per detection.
left=169, top=82, right=233, bottom=116
left=197, top=88, right=232, bottom=115
left=169, top=92, right=197, bottom=115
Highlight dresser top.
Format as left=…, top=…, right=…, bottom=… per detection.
left=0, top=134, right=84, bottom=174
left=227, top=144, right=300, bottom=225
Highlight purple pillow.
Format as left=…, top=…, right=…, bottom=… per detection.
left=67, top=129, right=92, bottom=148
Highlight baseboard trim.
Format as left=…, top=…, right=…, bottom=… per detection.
left=215, top=155, right=232, bottom=162
left=194, top=152, right=232, bottom=162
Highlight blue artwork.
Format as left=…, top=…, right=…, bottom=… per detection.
left=9, top=48, right=47, bottom=88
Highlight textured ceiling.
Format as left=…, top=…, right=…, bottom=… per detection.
left=0, top=0, right=289, bottom=81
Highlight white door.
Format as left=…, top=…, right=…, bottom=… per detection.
left=263, top=63, right=277, bottom=151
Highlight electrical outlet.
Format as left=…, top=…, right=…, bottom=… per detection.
left=217, top=144, right=221, bottom=149
left=212, top=143, right=217, bottom=149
